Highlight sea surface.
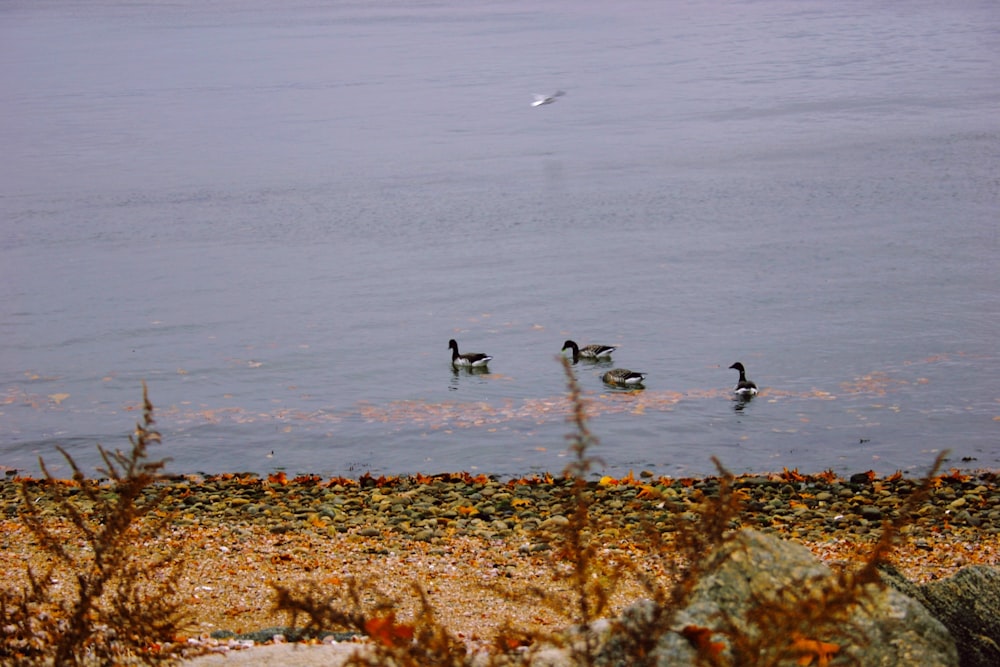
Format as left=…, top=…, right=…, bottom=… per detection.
left=2, top=0, right=998, bottom=480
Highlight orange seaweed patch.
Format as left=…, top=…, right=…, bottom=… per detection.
left=683, top=387, right=731, bottom=400
left=591, top=390, right=683, bottom=416
left=8, top=354, right=969, bottom=437
left=938, top=469, right=971, bottom=484
left=48, top=393, right=70, bottom=405
left=805, top=389, right=837, bottom=400
left=841, top=372, right=908, bottom=396
left=920, top=354, right=950, bottom=364
left=781, top=468, right=807, bottom=482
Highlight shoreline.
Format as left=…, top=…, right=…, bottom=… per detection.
left=2, top=468, right=997, bottom=657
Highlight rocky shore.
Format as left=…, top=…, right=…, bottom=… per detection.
left=2, top=467, right=998, bottom=665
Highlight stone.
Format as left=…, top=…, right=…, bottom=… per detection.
left=918, top=566, right=1000, bottom=667
left=859, top=505, right=883, bottom=521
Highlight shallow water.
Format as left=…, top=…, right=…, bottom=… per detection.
left=1, top=0, right=998, bottom=479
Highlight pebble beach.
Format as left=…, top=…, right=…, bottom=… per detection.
left=2, top=467, right=998, bottom=662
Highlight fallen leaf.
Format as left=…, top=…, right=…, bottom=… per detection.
left=681, top=625, right=725, bottom=658
left=790, top=634, right=840, bottom=666
left=365, top=613, right=414, bottom=646
left=782, top=468, right=807, bottom=482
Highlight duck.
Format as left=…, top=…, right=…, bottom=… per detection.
left=561, top=339, right=617, bottom=364
left=448, top=339, right=493, bottom=368
left=729, top=362, right=758, bottom=396
left=531, top=90, right=566, bottom=107
left=602, top=368, right=647, bottom=387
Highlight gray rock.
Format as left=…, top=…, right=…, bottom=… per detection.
left=878, top=562, right=925, bottom=602
left=918, top=566, right=1000, bottom=667
left=535, top=530, right=958, bottom=666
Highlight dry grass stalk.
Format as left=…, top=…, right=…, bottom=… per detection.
left=0, top=383, right=188, bottom=666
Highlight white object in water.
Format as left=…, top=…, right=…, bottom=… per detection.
left=531, top=90, right=566, bottom=107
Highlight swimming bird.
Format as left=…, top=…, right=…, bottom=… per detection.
left=531, top=90, right=566, bottom=107
left=448, top=339, right=492, bottom=368
left=729, top=362, right=758, bottom=396
left=602, top=368, right=646, bottom=387
left=562, top=340, right=617, bottom=364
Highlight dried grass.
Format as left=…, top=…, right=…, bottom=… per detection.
left=0, top=383, right=189, bottom=666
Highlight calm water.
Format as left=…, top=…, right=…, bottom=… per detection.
left=2, top=0, right=998, bottom=480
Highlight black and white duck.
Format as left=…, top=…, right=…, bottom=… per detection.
left=448, top=339, right=493, bottom=368
left=602, top=368, right=646, bottom=387
left=729, top=362, right=758, bottom=396
left=561, top=339, right=617, bottom=364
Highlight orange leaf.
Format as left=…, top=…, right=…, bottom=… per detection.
left=790, top=634, right=840, bottom=666
left=816, top=469, right=839, bottom=483
left=502, top=634, right=531, bottom=650
left=365, top=613, right=415, bottom=646
left=681, top=625, right=725, bottom=658
left=942, top=469, right=970, bottom=483
left=782, top=467, right=807, bottom=482
left=294, top=474, right=322, bottom=484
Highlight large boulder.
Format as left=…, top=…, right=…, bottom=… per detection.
left=918, top=566, right=1000, bottom=667
left=534, top=530, right=958, bottom=666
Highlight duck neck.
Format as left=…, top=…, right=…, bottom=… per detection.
left=565, top=343, right=580, bottom=363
